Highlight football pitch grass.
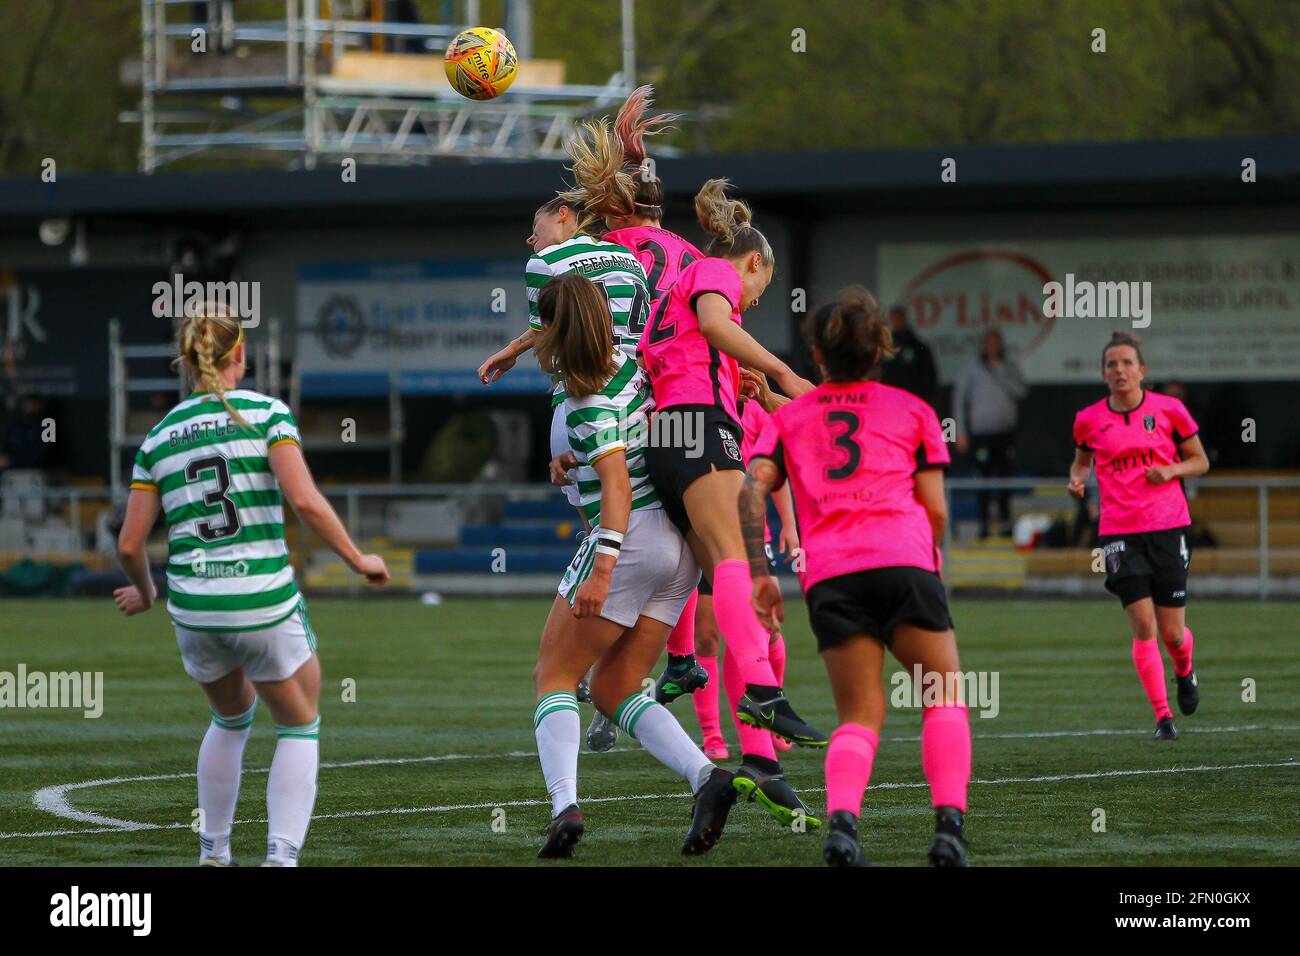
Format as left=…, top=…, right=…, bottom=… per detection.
left=1, top=596, right=1296, bottom=867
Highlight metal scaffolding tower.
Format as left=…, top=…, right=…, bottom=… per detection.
left=130, top=0, right=641, bottom=172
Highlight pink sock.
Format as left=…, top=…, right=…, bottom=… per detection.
left=769, top=632, right=787, bottom=686
left=921, top=704, right=971, bottom=811
left=710, top=560, right=776, bottom=687
left=1165, top=626, right=1194, bottom=678
left=666, top=590, right=698, bottom=657
left=721, top=640, right=746, bottom=735
left=693, top=654, right=722, bottom=739
left=1131, top=638, right=1171, bottom=719
left=825, top=723, right=879, bottom=816
left=723, top=639, right=776, bottom=760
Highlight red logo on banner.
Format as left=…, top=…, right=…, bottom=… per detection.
left=896, top=249, right=1059, bottom=358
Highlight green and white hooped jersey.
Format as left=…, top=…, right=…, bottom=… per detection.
left=565, top=350, right=659, bottom=526
left=525, top=233, right=651, bottom=407
left=131, top=389, right=302, bottom=631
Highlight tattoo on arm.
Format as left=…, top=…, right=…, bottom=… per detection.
left=740, top=458, right=780, bottom=580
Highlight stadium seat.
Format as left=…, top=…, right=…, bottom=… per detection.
left=501, top=499, right=581, bottom=522
left=1, top=469, right=45, bottom=522
left=458, top=523, right=582, bottom=548
left=415, top=546, right=572, bottom=576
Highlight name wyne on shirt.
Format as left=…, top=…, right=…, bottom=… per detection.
left=814, top=392, right=870, bottom=405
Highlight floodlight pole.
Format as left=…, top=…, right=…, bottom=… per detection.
left=507, top=0, right=532, bottom=58
left=621, top=0, right=636, bottom=90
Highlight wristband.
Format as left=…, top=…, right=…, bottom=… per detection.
left=594, top=528, right=624, bottom=559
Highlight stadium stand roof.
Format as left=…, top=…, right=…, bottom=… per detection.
left=3, top=135, right=1298, bottom=232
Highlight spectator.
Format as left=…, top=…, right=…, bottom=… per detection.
left=880, top=304, right=938, bottom=403
left=954, top=329, right=1027, bottom=539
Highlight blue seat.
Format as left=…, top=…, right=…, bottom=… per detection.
left=502, top=498, right=578, bottom=522
left=458, top=523, right=583, bottom=548
left=415, top=547, right=575, bottom=575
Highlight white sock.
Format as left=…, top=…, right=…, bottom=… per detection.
left=613, top=694, right=714, bottom=793
left=533, top=692, right=580, bottom=817
left=266, top=717, right=320, bottom=866
left=198, top=702, right=255, bottom=862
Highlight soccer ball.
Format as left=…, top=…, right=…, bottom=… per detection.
left=444, top=27, right=518, bottom=100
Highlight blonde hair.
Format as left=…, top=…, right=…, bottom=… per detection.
left=559, top=117, right=638, bottom=224
left=694, top=178, right=773, bottom=264
left=174, top=304, right=250, bottom=428
left=533, top=273, right=617, bottom=399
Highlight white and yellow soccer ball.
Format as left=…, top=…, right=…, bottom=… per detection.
left=444, top=27, right=518, bottom=100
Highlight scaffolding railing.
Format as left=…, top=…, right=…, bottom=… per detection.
left=130, top=0, right=641, bottom=172
left=8, top=478, right=1300, bottom=601
left=107, top=317, right=283, bottom=496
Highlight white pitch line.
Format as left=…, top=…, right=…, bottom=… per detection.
left=26, top=750, right=560, bottom=834
left=5, top=753, right=1297, bottom=842
left=16, top=722, right=1300, bottom=837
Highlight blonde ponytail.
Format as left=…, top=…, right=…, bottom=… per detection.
left=693, top=178, right=772, bottom=264
left=559, top=118, right=638, bottom=223
left=174, top=305, right=251, bottom=429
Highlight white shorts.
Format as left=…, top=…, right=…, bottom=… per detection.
left=174, top=601, right=317, bottom=684
left=549, top=403, right=581, bottom=508
left=558, top=508, right=700, bottom=629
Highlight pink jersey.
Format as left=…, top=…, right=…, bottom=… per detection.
left=750, top=381, right=950, bottom=592
left=640, top=257, right=743, bottom=420
left=740, top=399, right=774, bottom=543
left=1073, top=390, right=1198, bottom=535
left=603, top=225, right=703, bottom=318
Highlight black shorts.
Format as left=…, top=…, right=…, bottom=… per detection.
left=697, top=542, right=777, bottom=597
left=1098, top=525, right=1191, bottom=608
left=644, top=403, right=745, bottom=537
left=805, top=566, right=953, bottom=652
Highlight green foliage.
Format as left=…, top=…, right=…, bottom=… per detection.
left=633, top=0, right=1300, bottom=151
left=0, top=0, right=141, bottom=175
left=1, top=0, right=1297, bottom=174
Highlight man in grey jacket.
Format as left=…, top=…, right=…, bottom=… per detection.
left=954, top=329, right=1028, bottom=539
